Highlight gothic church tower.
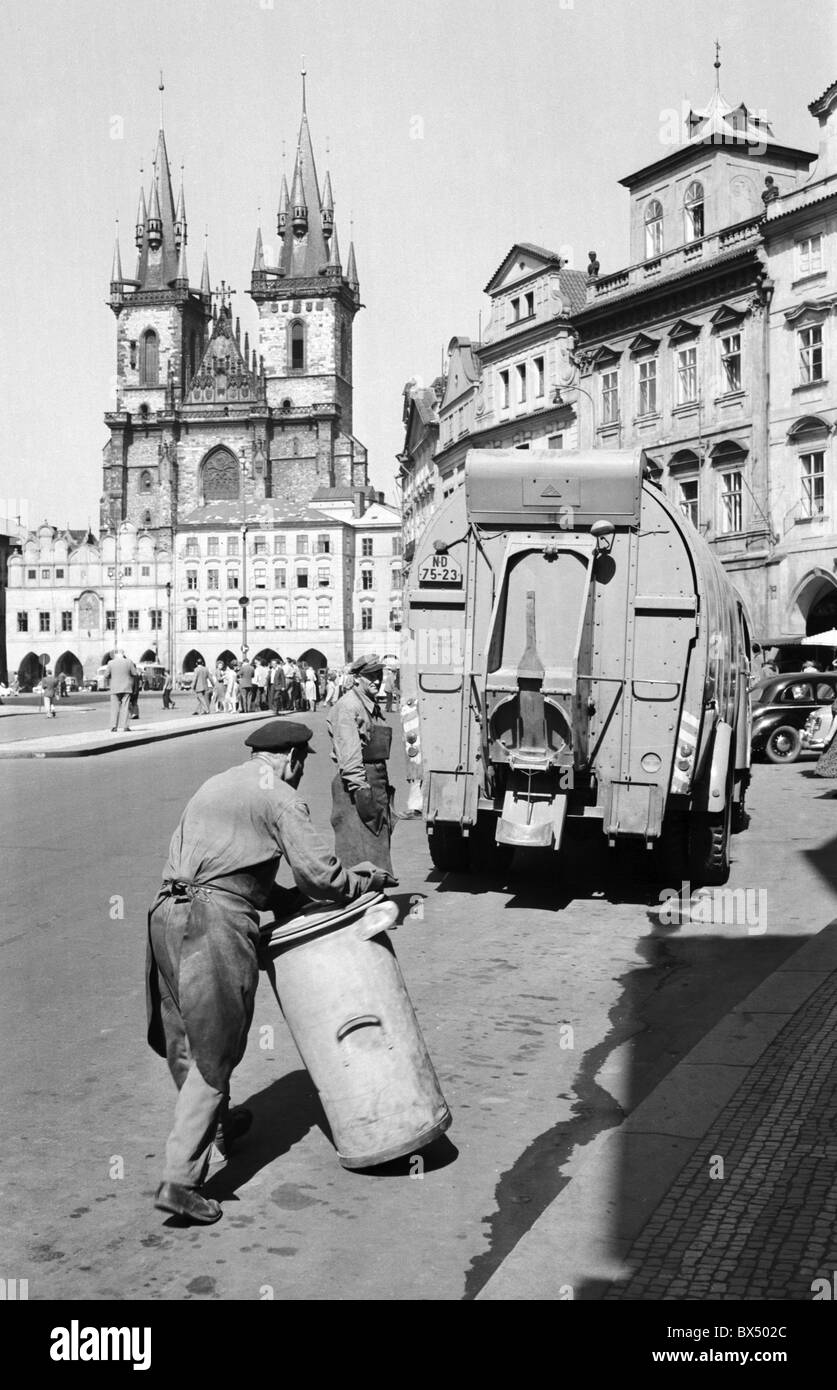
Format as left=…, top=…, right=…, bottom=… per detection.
left=103, top=86, right=212, bottom=534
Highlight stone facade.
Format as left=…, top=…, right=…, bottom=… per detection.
left=761, top=80, right=837, bottom=645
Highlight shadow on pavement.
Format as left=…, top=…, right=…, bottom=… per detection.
left=205, top=1068, right=330, bottom=1198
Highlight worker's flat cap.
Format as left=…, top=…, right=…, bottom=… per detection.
left=348, top=654, right=383, bottom=677
left=245, top=720, right=315, bottom=752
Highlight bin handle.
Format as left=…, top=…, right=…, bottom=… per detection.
left=336, top=1014, right=383, bottom=1043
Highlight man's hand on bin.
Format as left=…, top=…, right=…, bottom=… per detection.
left=353, top=784, right=384, bottom=833
left=352, top=860, right=399, bottom=892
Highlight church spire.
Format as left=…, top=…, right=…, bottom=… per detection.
left=175, top=167, right=187, bottom=248
left=135, top=182, right=147, bottom=248
left=175, top=235, right=188, bottom=289
left=111, top=225, right=123, bottom=284
left=321, top=169, right=334, bottom=239
left=290, top=150, right=307, bottom=235
left=277, top=172, right=290, bottom=236
left=346, top=240, right=359, bottom=293
left=327, top=219, right=341, bottom=273
left=200, top=234, right=211, bottom=297
left=252, top=226, right=265, bottom=273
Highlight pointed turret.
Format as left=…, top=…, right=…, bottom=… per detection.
left=327, top=220, right=341, bottom=273
left=252, top=226, right=265, bottom=273
left=146, top=177, right=163, bottom=248
left=135, top=185, right=147, bottom=248
left=277, top=173, right=290, bottom=236
left=321, top=170, right=334, bottom=239
left=346, top=240, right=359, bottom=292
left=111, top=232, right=123, bottom=286
left=175, top=235, right=188, bottom=289
left=109, top=227, right=124, bottom=307
left=175, top=173, right=187, bottom=248
left=200, top=237, right=211, bottom=298
left=290, top=151, right=308, bottom=235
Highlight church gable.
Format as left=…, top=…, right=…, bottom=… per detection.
left=185, top=306, right=262, bottom=406
left=484, top=243, right=563, bottom=295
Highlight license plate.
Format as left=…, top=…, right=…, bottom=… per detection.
left=418, top=557, right=463, bottom=586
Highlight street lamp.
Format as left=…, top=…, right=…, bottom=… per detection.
left=239, top=524, right=249, bottom=658
left=552, top=381, right=597, bottom=440
left=165, top=580, right=172, bottom=672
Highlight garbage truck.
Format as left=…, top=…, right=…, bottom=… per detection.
left=400, top=448, right=752, bottom=887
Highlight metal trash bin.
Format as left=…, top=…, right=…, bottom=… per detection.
left=261, top=893, right=451, bottom=1169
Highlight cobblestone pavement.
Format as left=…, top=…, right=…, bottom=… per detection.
left=604, top=970, right=837, bottom=1300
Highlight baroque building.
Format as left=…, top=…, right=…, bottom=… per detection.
left=572, top=58, right=816, bottom=637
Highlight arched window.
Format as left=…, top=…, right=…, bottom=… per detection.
left=207, top=604, right=220, bottom=631
left=201, top=447, right=241, bottom=503
left=253, top=600, right=267, bottom=630
left=317, top=600, right=331, bottom=630
left=684, top=181, right=704, bottom=242
left=644, top=199, right=663, bottom=259
left=139, top=330, right=159, bottom=386
left=295, top=599, right=309, bottom=629
left=274, top=601, right=288, bottom=629
left=290, top=320, right=305, bottom=372
left=140, top=470, right=153, bottom=493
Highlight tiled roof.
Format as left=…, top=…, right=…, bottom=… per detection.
left=809, top=79, right=837, bottom=116
left=181, top=500, right=341, bottom=527
left=559, top=267, right=589, bottom=315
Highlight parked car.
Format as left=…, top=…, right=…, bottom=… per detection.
left=751, top=672, right=837, bottom=763
left=802, top=704, right=837, bottom=754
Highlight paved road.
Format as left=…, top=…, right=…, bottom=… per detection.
left=1, top=720, right=835, bottom=1300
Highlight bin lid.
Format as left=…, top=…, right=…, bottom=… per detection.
left=260, top=891, right=384, bottom=948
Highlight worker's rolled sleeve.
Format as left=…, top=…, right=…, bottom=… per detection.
left=330, top=701, right=367, bottom=792
left=275, top=797, right=367, bottom=903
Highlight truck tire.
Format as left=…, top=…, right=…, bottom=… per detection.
left=653, top=809, right=690, bottom=885
left=690, top=804, right=731, bottom=887
left=765, top=725, right=801, bottom=764
left=427, top=824, right=469, bottom=872
left=469, top=812, right=514, bottom=877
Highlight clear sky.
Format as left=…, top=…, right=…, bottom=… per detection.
left=0, top=0, right=833, bottom=529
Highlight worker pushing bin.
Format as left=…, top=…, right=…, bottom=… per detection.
left=260, top=893, right=451, bottom=1169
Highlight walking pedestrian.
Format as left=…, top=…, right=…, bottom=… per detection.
left=162, top=669, right=175, bottom=710
left=146, top=719, right=392, bottom=1224
left=254, top=658, right=270, bottom=711
left=41, top=669, right=57, bottom=718
left=193, top=660, right=211, bottom=716
left=304, top=665, right=318, bottom=712
left=238, top=657, right=255, bottom=712
left=130, top=667, right=142, bottom=721
left=224, top=663, right=239, bottom=713
left=326, top=654, right=396, bottom=876
left=102, top=650, right=138, bottom=732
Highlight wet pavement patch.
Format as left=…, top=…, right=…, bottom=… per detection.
left=185, top=1275, right=217, bottom=1295
left=270, top=1183, right=322, bottom=1210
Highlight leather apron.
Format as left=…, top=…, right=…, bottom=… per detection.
left=331, top=724, right=394, bottom=875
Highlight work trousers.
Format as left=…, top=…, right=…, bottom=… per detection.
left=163, top=1044, right=227, bottom=1188
left=194, top=690, right=210, bottom=714
left=110, top=691, right=131, bottom=730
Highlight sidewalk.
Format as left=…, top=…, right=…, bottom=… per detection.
left=477, top=920, right=837, bottom=1301
left=0, top=709, right=271, bottom=758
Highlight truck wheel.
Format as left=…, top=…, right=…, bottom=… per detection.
left=690, top=805, right=731, bottom=887
left=765, top=726, right=801, bottom=764
left=469, top=812, right=514, bottom=876
left=653, top=809, right=689, bottom=885
left=427, top=824, right=469, bottom=872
